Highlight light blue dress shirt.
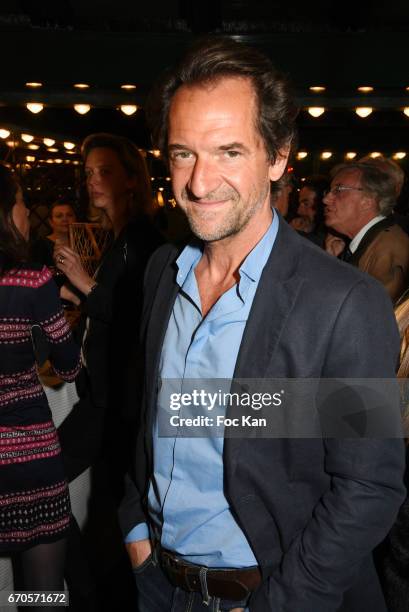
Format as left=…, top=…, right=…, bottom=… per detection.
left=126, top=213, right=279, bottom=570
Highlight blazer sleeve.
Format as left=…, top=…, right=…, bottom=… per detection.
left=251, top=278, right=406, bottom=612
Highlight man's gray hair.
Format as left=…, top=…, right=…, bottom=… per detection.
left=331, top=162, right=396, bottom=216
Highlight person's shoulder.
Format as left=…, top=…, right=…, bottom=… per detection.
left=382, top=222, right=409, bottom=246
left=295, top=231, right=386, bottom=296
left=148, top=241, right=182, bottom=271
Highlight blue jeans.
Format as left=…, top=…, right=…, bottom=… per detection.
left=133, top=551, right=250, bottom=612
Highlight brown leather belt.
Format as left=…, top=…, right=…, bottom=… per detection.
left=160, top=548, right=262, bottom=601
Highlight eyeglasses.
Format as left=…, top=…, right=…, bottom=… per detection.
left=324, top=185, right=365, bottom=197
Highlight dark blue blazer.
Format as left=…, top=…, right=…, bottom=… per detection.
left=120, top=217, right=406, bottom=612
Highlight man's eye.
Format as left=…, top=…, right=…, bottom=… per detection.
left=173, top=151, right=192, bottom=160
left=225, top=150, right=241, bottom=158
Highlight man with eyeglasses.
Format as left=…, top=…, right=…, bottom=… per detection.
left=324, top=162, right=409, bottom=302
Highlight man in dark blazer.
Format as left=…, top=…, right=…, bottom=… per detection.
left=119, top=38, right=406, bottom=612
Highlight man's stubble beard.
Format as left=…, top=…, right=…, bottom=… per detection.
left=178, top=183, right=270, bottom=243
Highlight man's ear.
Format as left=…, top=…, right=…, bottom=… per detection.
left=268, top=147, right=291, bottom=182
left=361, top=193, right=378, bottom=213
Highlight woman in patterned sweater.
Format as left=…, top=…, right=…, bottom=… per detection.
left=0, top=165, right=81, bottom=605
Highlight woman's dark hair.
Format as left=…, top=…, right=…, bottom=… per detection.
left=146, top=37, right=298, bottom=163
left=81, top=133, right=153, bottom=220
left=0, top=164, right=28, bottom=275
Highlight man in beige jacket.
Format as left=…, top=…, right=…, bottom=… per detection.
left=324, top=161, right=409, bottom=303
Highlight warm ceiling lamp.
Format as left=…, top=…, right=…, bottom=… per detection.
left=369, top=152, right=382, bottom=158
left=21, top=133, right=34, bottom=143
left=47, top=147, right=58, bottom=153
left=26, top=103, right=44, bottom=114
left=43, top=138, right=55, bottom=147
left=74, top=83, right=90, bottom=89
left=6, top=140, right=18, bottom=147
left=321, top=151, right=332, bottom=160
left=307, top=107, right=325, bottom=117
left=0, top=129, right=11, bottom=139
left=121, top=84, right=136, bottom=90
left=74, top=104, right=91, bottom=115
left=28, top=144, right=39, bottom=150
left=63, top=142, right=75, bottom=150
left=309, top=86, right=326, bottom=92
left=55, top=159, right=63, bottom=164
left=151, top=149, right=161, bottom=158
left=403, top=107, right=409, bottom=117
left=26, top=82, right=42, bottom=88
left=26, top=155, right=36, bottom=162
left=393, top=152, right=406, bottom=160
left=355, top=107, right=373, bottom=118
left=120, top=104, right=138, bottom=116
left=345, top=152, right=357, bottom=160
left=357, top=86, right=374, bottom=93
left=296, top=151, right=308, bottom=160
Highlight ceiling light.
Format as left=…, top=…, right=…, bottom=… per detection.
left=345, top=152, right=357, bottom=160
left=74, top=83, right=89, bottom=89
left=355, top=107, right=373, bottom=118
left=74, top=104, right=91, bottom=115
left=121, top=84, right=136, bottom=90
left=357, top=86, right=374, bottom=93
left=120, top=104, right=138, bottom=116
left=21, top=133, right=34, bottom=143
left=55, top=159, right=63, bottom=164
left=308, top=107, right=325, bottom=117
left=47, top=147, right=58, bottom=153
left=26, top=103, right=44, bottom=114
left=151, top=149, right=161, bottom=158
left=43, top=138, right=55, bottom=146
left=28, top=144, right=39, bottom=150
left=403, top=107, right=409, bottom=117
left=46, top=159, right=54, bottom=164
left=0, top=129, right=10, bottom=139
left=63, top=142, right=75, bottom=150
left=393, top=152, right=406, bottom=160
left=26, top=82, right=42, bottom=88
left=6, top=140, right=18, bottom=147
left=369, top=152, right=382, bottom=158
left=296, top=151, right=308, bottom=160
left=26, top=155, right=35, bottom=162
left=309, top=86, right=326, bottom=92
left=321, top=151, right=332, bottom=160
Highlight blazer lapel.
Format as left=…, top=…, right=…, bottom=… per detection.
left=144, top=249, right=180, bottom=459
left=225, top=219, right=305, bottom=479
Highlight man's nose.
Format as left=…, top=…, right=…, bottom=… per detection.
left=323, top=191, right=333, bottom=206
left=187, top=157, right=220, bottom=199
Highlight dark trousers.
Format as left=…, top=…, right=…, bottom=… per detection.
left=133, top=551, right=249, bottom=612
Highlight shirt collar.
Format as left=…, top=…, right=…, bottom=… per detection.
left=349, top=215, right=386, bottom=253
left=175, top=211, right=279, bottom=287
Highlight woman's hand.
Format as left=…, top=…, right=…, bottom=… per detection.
left=54, top=245, right=95, bottom=296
